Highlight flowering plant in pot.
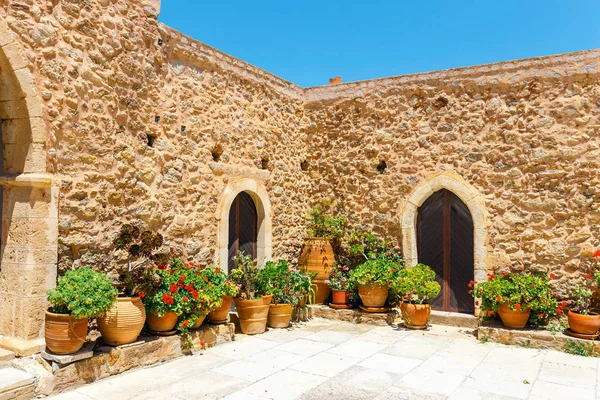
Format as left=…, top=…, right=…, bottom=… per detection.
left=394, top=264, right=440, bottom=329
left=565, top=264, right=600, bottom=337
left=258, top=260, right=314, bottom=328
left=46, top=268, right=117, bottom=354
left=203, top=267, right=239, bottom=325
left=470, top=267, right=560, bottom=329
left=325, top=263, right=354, bottom=307
left=229, top=252, right=272, bottom=334
left=349, top=256, right=402, bottom=311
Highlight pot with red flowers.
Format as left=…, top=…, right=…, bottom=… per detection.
left=470, top=266, right=560, bottom=329
left=564, top=253, right=600, bottom=337
left=325, top=263, right=354, bottom=307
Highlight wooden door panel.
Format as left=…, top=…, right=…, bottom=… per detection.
left=227, top=192, right=258, bottom=273
left=450, top=195, right=475, bottom=313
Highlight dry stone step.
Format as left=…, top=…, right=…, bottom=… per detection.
left=0, top=367, right=35, bottom=400
left=0, top=349, right=15, bottom=368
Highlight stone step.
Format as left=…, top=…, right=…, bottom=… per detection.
left=0, top=367, right=35, bottom=400
left=0, top=349, right=15, bottom=369
left=429, top=310, right=480, bottom=330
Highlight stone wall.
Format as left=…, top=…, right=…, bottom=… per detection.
left=303, top=50, right=600, bottom=298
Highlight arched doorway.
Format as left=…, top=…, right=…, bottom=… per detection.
left=417, top=189, right=474, bottom=313
left=227, top=191, right=258, bottom=272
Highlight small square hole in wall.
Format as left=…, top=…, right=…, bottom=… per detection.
left=146, top=134, right=157, bottom=147
left=376, top=160, right=387, bottom=174
left=300, top=160, right=309, bottom=171
left=212, top=144, right=223, bottom=162
left=261, top=157, right=269, bottom=170
left=154, top=115, right=161, bottom=123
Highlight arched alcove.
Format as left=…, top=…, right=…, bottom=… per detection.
left=216, top=178, right=272, bottom=269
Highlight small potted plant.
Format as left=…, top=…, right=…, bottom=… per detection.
left=197, top=266, right=239, bottom=326
left=325, top=263, right=354, bottom=309
left=394, top=264, right=440, bottom=329
left=349, top=256, right=401, bottom=312
left=229, top=252, right=272, bottom=334
left=98, top=224, right=168, bottom=346
left=470, top=267, right=560, bottom=329
left=298, top=199, right=347, bottom=304
left=46, top=268, right=117, bottom=354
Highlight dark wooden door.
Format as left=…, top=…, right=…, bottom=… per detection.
left=417, top=189, right=474, bottom=313
left=227, top=192, right=258, bottom=272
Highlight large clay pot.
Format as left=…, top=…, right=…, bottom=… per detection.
left=400, top=302, right=431, bottom=329
left=98, top=296, right=146, bottom=346
left=331, top=290, right=349, bottom=305
left=234, top=295, right=271, bottom=335
left=299, top=238, right=334, bottom=304
left=358, top=284, right=389, bottom=308
left=268, top=304, right=293, bottom=329
left=498, top=302, right=531, bottom=329
left=568, top=310, right=600, bottom=335
left=192, top=314, right=207, bottom=330
left=147, top=311, right=178, bottom=332
left=45, top=310, right=88, bottom=355
left=208, top=295, right=233, bottom=324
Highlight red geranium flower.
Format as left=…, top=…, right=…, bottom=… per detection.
left=162, top=293, right=174, bottom=305
left=468, top=290, right=473, bottom=295
left=556, top=306, right=563, bottom=314
left=182, top=296, right=189, bottom=303
left=392, top=269, right=397, bottom=273
left=496, top=295, right=502, bottom=302
left=502, top=271, right=507, bottom=276
left=519, top=266, right=524, bottom=271
left=169, top=269, right=175, bottom=276
left=593, top=250, right=600, bottom=258
left=488, top=273, right=495, bottom=279
left=181, top=320, right=189, bottom=328
left=515, top=304, right=521, bottom=310
left=549, top=273, right=556, bottom=279
left=584, top=273, right=592, bottom=279
left=538, top=313, right=544, bottom=319
left=475, top=300, right=479, bottom=306
left=180, top=274, right=186, bottom=280
left=158, top=265, right=167, bottom=270
left=139, top=292, right=145, bottom=299
left=215, top=269, right=221, bottom=274
left=191, top=290, right=199, bottom=299
left=170, top=284, right=178, bottom=294
left=561, top=301, right=568, bottom=307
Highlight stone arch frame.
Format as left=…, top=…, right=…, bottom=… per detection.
left=400, top=171, right=488, bottom=312
left=216, top=178, right=272, bottom=269
left=0, top=21, right=58, bottom=355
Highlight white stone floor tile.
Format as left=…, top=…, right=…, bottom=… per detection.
left=303, top=329, right=359, bottom=345
left=448, top=386, right=520, bottom=400
left=373, top=385, right=447, bottom=400
left=529, top=379, right=596, bottom=400
left=289, top=351, right=361, bottom=377
left=235, top=369, right=328, bottom=400
left=260, top=327, right=314, bottom=342
left=420, top=350, right=485, bottom=375
left=327, top=339, right=387, bottom=359
left=273, top=338, right=334, bottom=356
left=205, top=337, right=280, bottom=359
left=333, top=366, right=401, bottom=394
left=381, top=339, right=445, bottom=360
left=444, top=337, right=495, bottom=357
left=213, top=359, right=284, bottom=382
left=358, top=353, right=422, bottom=375
left=537, top=361, right=596, bottom=388
left=462, top=363, right=537, bottom=399
left=483, top=346, right=546, bottom=370
left=544, top=348, right=599, bottom=368
left=159, top=371, right=249, bottom=399
left=396, top=366, right=466, bottom=396
left=49, top=393, right=94, bottom=400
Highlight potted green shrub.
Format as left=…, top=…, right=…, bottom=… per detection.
left=349, top=256, right=401, bottom=312
left=230, top=252, right=272, bottom=334
left=201, top=267, right=240, bottom=325
left=259, top=260, right=314, bottom=328
left=98, top=224, right=168, bottom=345
left=566, top=271, right=600, bottom=337
left=325, top=263, right=354, bottom=308
left=46, top=268, right=117, bottom=354
left=470, top=267, right=560, bottom=329
left=299, top=199, right=347, bottom=304
left=394, top=264, right=440, bottom=329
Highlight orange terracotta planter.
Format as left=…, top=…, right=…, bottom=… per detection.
left=498, top=302, right=531, bottom=329
left=358, top=284, right=388, bottom=308
left=192, top=314, right=207, bottom=330
left=400, top=302, right=431, bottom=329
left=234, top=296, right=271, bottom=334
left=268, top=304, right=293, bottom=329
left=98, top=296, right=146, bottom=346
left=208, top=295, right=233, bottom=324
left=45, top=310, right=88, bottom=355
left=147, top=311, right=178, bottom=332
left=331, top=290, right=349, bottom=305
left=568, top=310, right=600, bottom=335
left=299, top=238, right=334, bottom=304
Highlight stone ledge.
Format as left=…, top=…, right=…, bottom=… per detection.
left=0, top=173, right=53, bottom=188
left=478, top=322, right=600, bottom=355
left=0, top=336, right=45, bottom=357
left=28, top=323, right=235, bottom=397
left=430, top=310, right=480, bottom=329
left=308, top=305, right=399, bottom=326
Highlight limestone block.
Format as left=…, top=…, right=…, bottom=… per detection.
left=0, top=263, right=56, bottom=297
left=3, top=218, right=58, bottom=248
left=2, top=117, right=45, bottom=144
left=3, top=142, right=47, bottom=174
left=13, top=295, right=47, bottom=339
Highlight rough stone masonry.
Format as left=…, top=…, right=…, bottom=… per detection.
left=0, top=0, right=599, bottom=354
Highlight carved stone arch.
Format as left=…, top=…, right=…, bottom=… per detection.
left=216, top=178, right=272, bottom=268
left=400, top=171, right=488, bottom=284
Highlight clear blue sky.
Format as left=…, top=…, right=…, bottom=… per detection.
left=159, top=1, right=600, bottom=88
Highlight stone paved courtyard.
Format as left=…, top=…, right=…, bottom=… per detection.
left=47, top=318, right=599, bottom=400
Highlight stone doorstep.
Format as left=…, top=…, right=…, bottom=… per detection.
left=0, top=368, right=35, bottom=396
left=0, top=337, right=45, bottom=358
left=41, top=342, right=95, bottom=371
left=478, top=322, right=600, bottom=354
left=307, top=304, right=480, bottom=329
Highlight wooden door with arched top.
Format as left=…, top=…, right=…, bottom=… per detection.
left=417, top=189, right=474, bottom=313
left=227, top=191, right=258, bottom=272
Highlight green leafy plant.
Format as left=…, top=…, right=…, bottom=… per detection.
left=394, top=264, right=441, bottom=304
left=349, top=257, right=401, bottom=287
left=306, top=199, right=347, bottom=241
left=325, top=263, right=354, bottom=291
left=470, top=267, right=560, bottom=327
left=571, top=286, right=593, bottom=315
left=229, top=251, right=265, bottom=300
left=47, top=268, right=118, bottom=319
left=564, top=340, right=593, bottom=357
left=346, top=230, right=403, bottom=268
left=258, top=260, right=314, bottom=306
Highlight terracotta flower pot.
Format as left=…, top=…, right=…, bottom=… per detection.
left=234, top=296, right=271, bottom=335
left=192, top=314, right=207, bottom=330
left=268, top=304, right=293, bottom=329
left=147, top=311, right=178, bottom=332
left=44, top=310, right=88, bottom=355
left=208, top=295, right=233, bottom=324
left=299, top=238, right=334, bottom=304
left=498, top=302, right=531, bottom=329
left=97, top=296, right=146, bottom=346
left=400, top=302, right=431, bottom=329
left=358, top=284, right=389, bottom=308
left=568, top=310, right=600, bottom=335
left=331, top=290, right=349, bottom=305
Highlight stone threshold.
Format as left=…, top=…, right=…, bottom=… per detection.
left=307, top=304, right=480, bottom=329
left=18, top=323, right=235, bottom=397
left=478, top=322, right=600, bottom=355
